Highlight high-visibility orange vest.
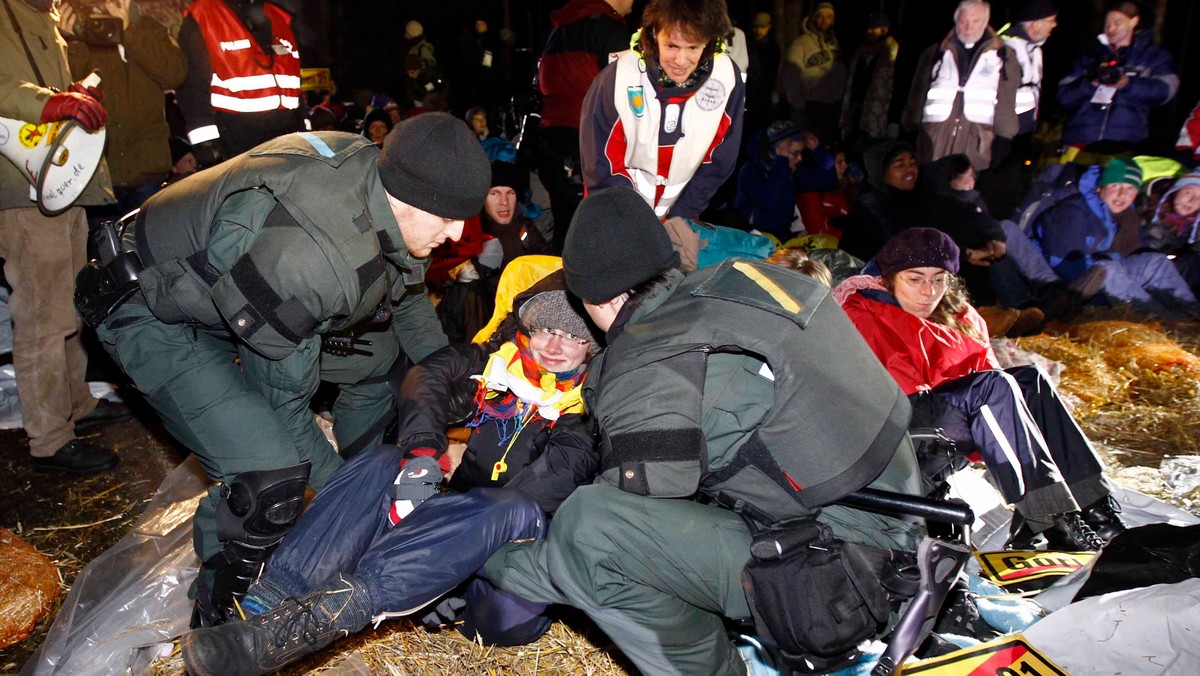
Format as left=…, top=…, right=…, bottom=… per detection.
left=186, top=0, right=301, bottom=114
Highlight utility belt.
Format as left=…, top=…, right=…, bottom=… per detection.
left=75, top=211, right=144, bottom=327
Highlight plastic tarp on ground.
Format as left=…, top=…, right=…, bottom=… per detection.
left=23, top=456, right=207, bottom=676
left=23, top=460, right=1200, bottom=675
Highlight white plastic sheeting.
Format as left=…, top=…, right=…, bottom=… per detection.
left=23, top=457, right=206, bottom=676
left=22, top=458, right=1200, bottom=675
left=1024, top=579, right=1200, bottom=675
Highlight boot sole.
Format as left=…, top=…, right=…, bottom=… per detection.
left=31, top=458, right=119, bottom=474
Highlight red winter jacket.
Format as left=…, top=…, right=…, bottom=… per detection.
left=426, top=216, right=492, bottom=287
left=837, top=277, right=998, bottom=395
left=538, top=0, right=629, bottom=129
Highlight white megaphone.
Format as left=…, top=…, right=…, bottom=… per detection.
left=0, top=72, right=106, bottom=216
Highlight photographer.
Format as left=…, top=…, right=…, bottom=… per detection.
left=1057, top=1, right=1178, bottom=163
left=64, top=1, right=186, bottom=215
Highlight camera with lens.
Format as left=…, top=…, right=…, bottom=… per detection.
left=1095, top=58, right=1125, bottom=86
left=83, top=15, right=123, bottom=48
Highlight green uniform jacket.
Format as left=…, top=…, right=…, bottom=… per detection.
left=587, top=260, right=918, bottom=529
left=128, top=131, right=446, bottom=368
left=68, top=16, right=187, bottom=188
left=0, top=0, right=113, bottom=209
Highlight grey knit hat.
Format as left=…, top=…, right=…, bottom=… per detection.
left=378, top=113, right=490, bottom=219
left=519, top=289, right=598, bottom=352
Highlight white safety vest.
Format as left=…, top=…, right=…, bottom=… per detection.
left=922, top=48, right=1004, bottom=126
left=1002, top=34, right=1043, bottom=118
left=612, top=50, right=736, bottom=218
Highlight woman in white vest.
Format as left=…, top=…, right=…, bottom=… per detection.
left=579, top=0, right=745, bottom=221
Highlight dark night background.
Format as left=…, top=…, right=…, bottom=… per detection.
left=284, top=0, right=1199, bottom=154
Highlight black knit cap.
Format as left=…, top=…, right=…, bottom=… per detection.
left=377, top=112, right=489, bottom=219
left=490, top=160, right=527, bottom=196
left=876, top=228, right=961, bottom=276
left=1014, top=0, right=1058, bottom=22
left=562, top=187, right=678, bottom=302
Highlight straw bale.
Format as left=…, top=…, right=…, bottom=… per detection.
left=0, top=527, right=61, bottom=649
left=1014, top=334, right=1131, bottom=414
left=1066, top=320, right=1169, bottom=348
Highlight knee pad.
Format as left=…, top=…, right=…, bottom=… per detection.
left=215, top=461, right=311, bottom=548
left=201, top=462, right=310, bottom=625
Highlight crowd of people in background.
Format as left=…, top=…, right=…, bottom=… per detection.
left=6, top=0, right=1200, bottom=674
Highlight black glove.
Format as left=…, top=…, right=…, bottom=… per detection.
left=418, top=595, right=467, bottom=631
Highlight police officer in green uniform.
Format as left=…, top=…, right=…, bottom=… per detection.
left=82, top=113, right=490, bottom=626
left=485, top=187, right=926, bottom=674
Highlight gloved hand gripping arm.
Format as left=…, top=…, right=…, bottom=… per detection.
left=387, top=448, right=453, bottom=524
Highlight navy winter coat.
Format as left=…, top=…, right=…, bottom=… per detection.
left=1058, top=31, right=1178, bottom=147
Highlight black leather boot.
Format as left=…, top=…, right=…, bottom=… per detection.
left=1007, top=512, right=1105, bottom=551
left=182, top=573, right=372, bottom=676
left=1080, top=495, right=1127, bottom=543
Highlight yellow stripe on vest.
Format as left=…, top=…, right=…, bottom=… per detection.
left=732, top=262, right=802, bottom=314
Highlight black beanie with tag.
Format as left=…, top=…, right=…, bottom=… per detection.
left=377, top=113, right=490, bottom=220
left=562, top=187, right=678, bottom=302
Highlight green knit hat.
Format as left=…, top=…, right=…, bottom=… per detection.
left=1099, top=158, right=1144, bottom=189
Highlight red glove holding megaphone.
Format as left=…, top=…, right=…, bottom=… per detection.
left=40, top=90, right=106, bottom=132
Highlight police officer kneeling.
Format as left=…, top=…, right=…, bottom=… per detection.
left=485, top=187, right=927, bottom=674
left=77, top=113, right=490, bottom=627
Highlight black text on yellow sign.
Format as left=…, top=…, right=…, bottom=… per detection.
left=900, top=634, right=1070, bottom=676
left=974, top=550, right=1095, bottom=589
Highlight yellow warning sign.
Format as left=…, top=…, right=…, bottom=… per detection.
left=974, top=550, right=1095, bottom=589
left=300, top=68, right=332, bottom=92
left=900, top=634, right=1070, bottom=675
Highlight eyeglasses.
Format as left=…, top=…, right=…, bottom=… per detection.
left=531, top=327, right=590, bottom=346
left=899, top=273, right=949, bottom=290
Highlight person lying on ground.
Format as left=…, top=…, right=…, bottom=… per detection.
left=181, top=268, right=600, bottom=676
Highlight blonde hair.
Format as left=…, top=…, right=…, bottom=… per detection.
left=766, top=248, right=833, bottom=288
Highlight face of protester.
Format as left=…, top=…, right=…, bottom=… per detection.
left=753, top=23, right=770, bottom=41
left=484, top=186, right=517, bottom=224
left=892, top=267, right=950, bottom=320
left=949, top=166, right=977, bottom=192
left=812, top=8, right=834, bottom=32
left=527, top=326, right=590, bottom=374
left=865, top=25, right=888, bottom=42
left=387, top=192, right=465, bottom=258
left=656, top=25, right=707, bottom=85
left=1104, top=11, right=1138, bottom=49
left=469, top=112, right=488, bottom=136
left=955, top=3, right=990, bottom=45
left=1174, top=185, right=1200, bottom=218
left=1099, top=182, right=1138, bottom=215
left=883, top=151, right=918, bottom=191
left=1024, top=15, right=1058, bottom=43
left=367, top=120, right=389, bottom=145
left=172, top=152, right=197, bottom=177
left=609, top=0, right=634, bottom=16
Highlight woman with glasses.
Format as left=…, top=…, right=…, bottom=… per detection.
left=833, top=228, right=1126, bottom=553
left=183, top=268, right=600, bottom=676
